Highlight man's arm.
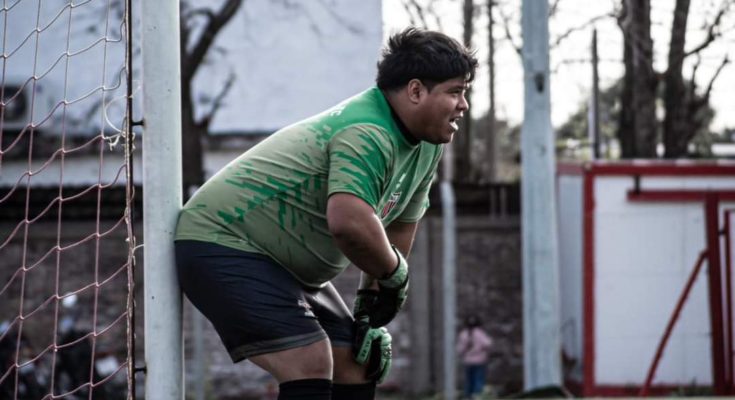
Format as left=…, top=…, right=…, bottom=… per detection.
left=385, top=221, right=418, bottom=257
left=356, top=221, right=418, bottom=291
left=327, top=193, right=398, bottom=279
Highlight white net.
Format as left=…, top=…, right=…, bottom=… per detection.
left=0, top=0, right=136, bottom=398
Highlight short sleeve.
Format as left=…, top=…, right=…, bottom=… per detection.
left=327, top=126, right=392, bottom=209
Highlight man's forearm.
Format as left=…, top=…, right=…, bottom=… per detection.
left=328, top=194, right=398, bottom=279
left=332, top=216, right=396, bottom=279
left=385, top=221, right=418, bottom=257
left=357, top=222, right=417, bottom=289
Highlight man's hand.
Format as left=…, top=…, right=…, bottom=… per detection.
left=352, top=315, right=392, bottom=383
left=369, top=245, right=409, bottom=328
left=353, top=289, right=378, bottom=319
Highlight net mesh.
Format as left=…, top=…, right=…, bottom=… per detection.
left=0, top=0, right=136, bottom=398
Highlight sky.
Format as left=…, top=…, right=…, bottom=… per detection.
left=383, top=0, right=735, bottom=132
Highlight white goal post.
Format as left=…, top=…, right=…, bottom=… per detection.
left=141, top=0, right=184, bottom=399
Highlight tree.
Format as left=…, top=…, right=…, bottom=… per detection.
left=558, top=77, right=716, bottom=159
left=616, top=0, right=732, bottom=158
left=456, top=0, right=475, bottom=182
left=618, top=0, right=658, bottom=158
left=662, top=0, right=731, bottom=158
left=557, top=79, right=622, bottom=146
left=180, top=0, right=243, bottom=198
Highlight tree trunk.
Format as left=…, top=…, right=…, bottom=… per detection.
left=181, top=78, right=206, bottom=200
left=663, top=0, right=691, bottom=158
left=487, top=0, right=497, bottom=181
left=619, top=0, right=658, bottom=158
left=179, top=0, right=243, bottom=199
left=455, top=0, right=474, bottom=182
left=618, top=17, right=636, bottom=158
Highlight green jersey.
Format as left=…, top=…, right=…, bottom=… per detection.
left=175, top=87, right=442, bottom=287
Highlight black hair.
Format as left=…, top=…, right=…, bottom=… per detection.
left=465, top=314, right=481, bottom=328
left=376, top=27, right=478, bottom=91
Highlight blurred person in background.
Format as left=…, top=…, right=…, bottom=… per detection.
left=457, top=314, right=493, bottom=399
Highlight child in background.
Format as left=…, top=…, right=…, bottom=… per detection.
left=457, top=314, right=493, bottom=399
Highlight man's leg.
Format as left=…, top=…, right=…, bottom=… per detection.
left=301, top=283, right=376, bottom=399
left=331, top=346, right=376, bottom=400
left=250, top=339, right=333, bottom=400
left=250, top=339, right=333, bottom=382
left=176, top=242, right=334, bottom=399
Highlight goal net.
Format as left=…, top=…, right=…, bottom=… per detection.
left=0, top=0, right=137, bottom=398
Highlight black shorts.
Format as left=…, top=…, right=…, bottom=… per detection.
left=175, top=240, right=355, bottom=362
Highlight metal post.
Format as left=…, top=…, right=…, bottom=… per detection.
left=520, top=0, right=562, bottom=391
left=442, top=138, right=457, bottom=400
left=705, top=194, right=727, bottom=395
left=141, top=0, right=184, bottom=398
left=725, top=210, right=734, bottom=394
left=589, top=28, right=600, bottom=159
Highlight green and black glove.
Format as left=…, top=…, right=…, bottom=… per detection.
left=353, top=288, right=378, bottom=320
left=352, top=315, right=392, bottom=383
left=369, top=245, right=409, bottom=328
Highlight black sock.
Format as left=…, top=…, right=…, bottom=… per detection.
left=331, top=382, right=376, bottom=400
left=278, top=379, right=332, bottom=400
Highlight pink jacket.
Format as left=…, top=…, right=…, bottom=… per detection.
left=456, top=327, right=492, bottom=365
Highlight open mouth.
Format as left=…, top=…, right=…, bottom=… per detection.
left=449, top=116, right=462, bottom=132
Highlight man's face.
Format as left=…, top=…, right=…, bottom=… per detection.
left=413, top=77, right=469, bottom=144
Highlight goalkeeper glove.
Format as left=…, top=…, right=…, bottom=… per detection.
left=352, top=315, right=392, bottom=383
left=368, top=245, right=409, bottom=328
left=353, top=288, right=378, bottom=319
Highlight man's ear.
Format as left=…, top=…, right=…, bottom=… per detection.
left=406, top=79, right=423, bottom=104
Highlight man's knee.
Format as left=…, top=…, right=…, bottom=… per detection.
left=331, top=346, right=369, bottom=384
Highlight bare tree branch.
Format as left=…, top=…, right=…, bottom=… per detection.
left=684, top=0, right=732, bottom=58
left=425, top=0, right=444, bottom=31
left=401, top=0, right=430, bottom=29
left=182, top=0, right=243, bottom=82
left=400, top=1, right=420, bottom=28
left=201, top=71, right=237, bottom=127
left=312, top=0, right=365, bottom=35
left=551, top=56, right=621, bottom=74
left=549, top=0, right=562, bottom=17
left=182, top=7, right=215, bottom=22
left=552, top=13, right=615, bottom=47
left=688, top=54, right=702, bottom=101
left=703, top=55, right=730, bottom=99
left=497, top=5, right=521, bottom=56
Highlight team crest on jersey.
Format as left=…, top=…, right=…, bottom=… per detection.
left=381, top=192, right=402, bottom=218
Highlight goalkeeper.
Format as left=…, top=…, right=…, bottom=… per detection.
left=174, top=27, right=477, bottom=400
